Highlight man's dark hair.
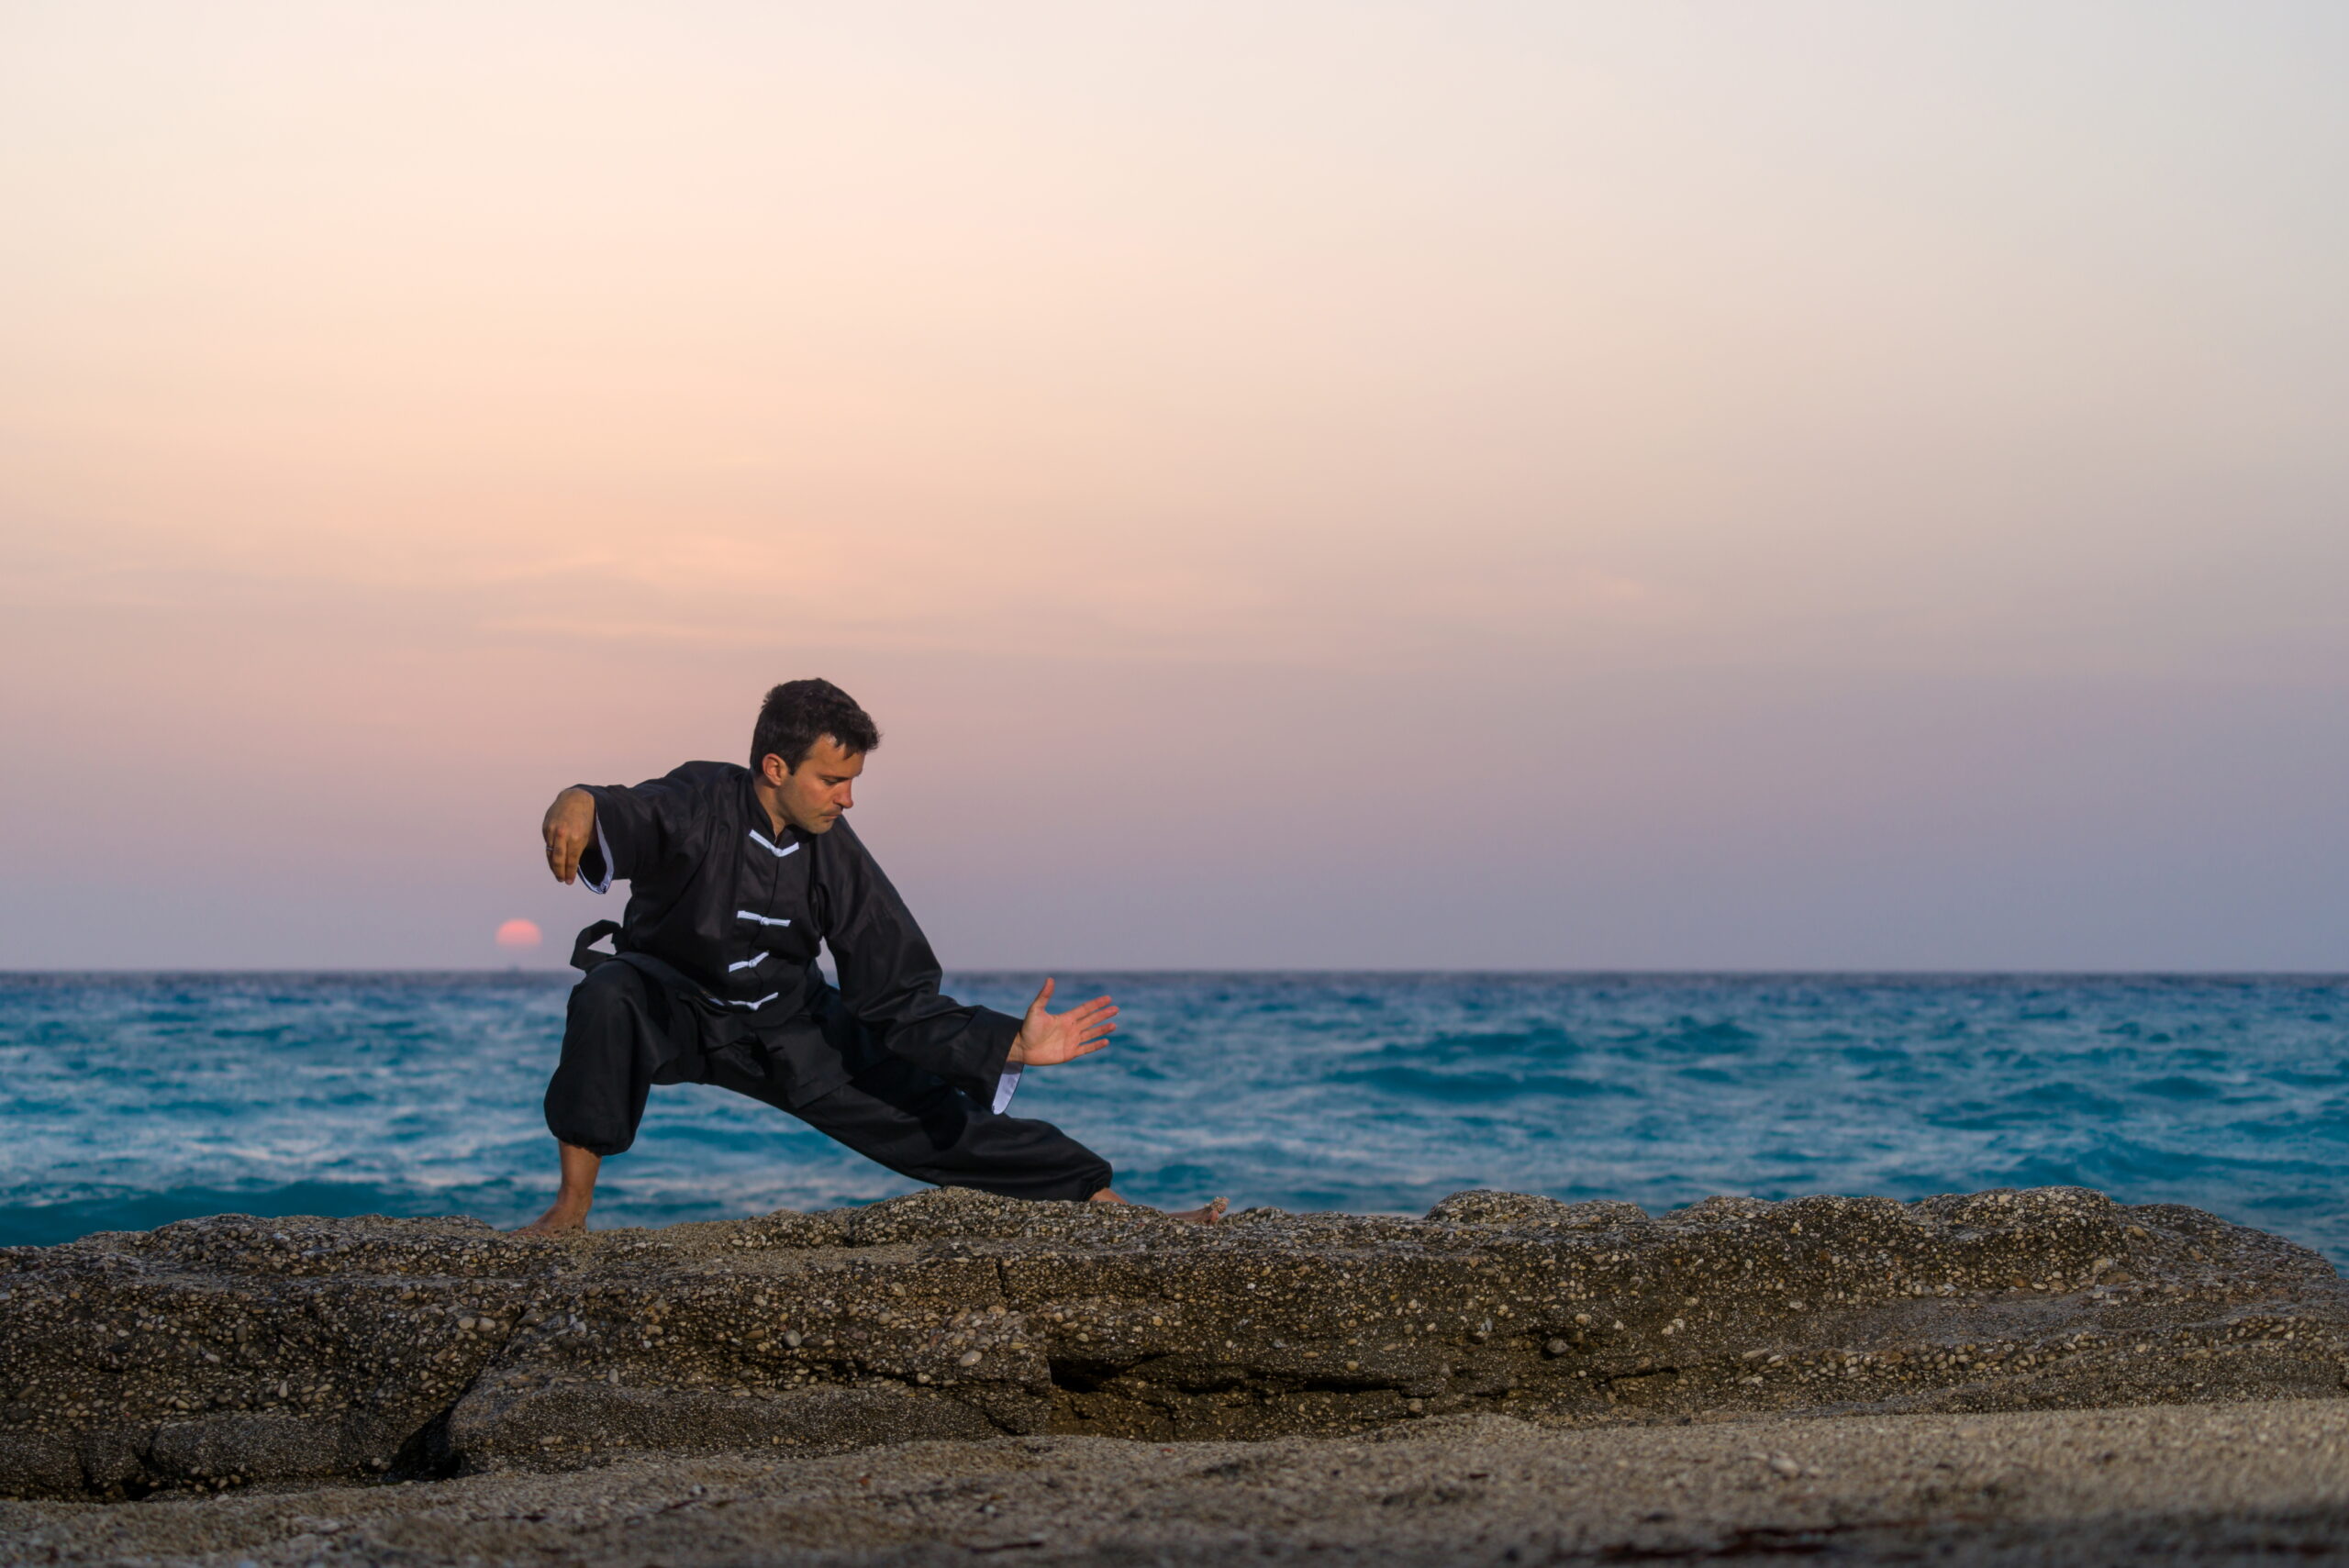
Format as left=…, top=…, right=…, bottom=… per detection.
left=751, top=679, right=881, bottom=773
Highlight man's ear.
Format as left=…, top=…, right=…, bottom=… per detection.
left=760, top=752, right=792, bottom=786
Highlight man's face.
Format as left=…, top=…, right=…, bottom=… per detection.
left=763, top=735, right=864, bottom=834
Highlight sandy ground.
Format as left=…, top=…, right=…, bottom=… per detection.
left=5, top=1398, right=2348, bottom=1566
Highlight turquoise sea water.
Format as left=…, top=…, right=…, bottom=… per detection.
left=1, top=973, right=2343, bottom=1262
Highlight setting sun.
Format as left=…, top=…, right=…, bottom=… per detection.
left=495, top=918, right=542, bottom=950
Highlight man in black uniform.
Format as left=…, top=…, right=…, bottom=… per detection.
left=520, top=679, right=1224, bottom=1232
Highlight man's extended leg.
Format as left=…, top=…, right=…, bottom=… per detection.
left=520, top=961, right=696, bottom=1233
left=705, top=1051, right=1221, bottom=1219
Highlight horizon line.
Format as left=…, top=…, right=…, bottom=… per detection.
left=4, top=967, right=2345, bottom=981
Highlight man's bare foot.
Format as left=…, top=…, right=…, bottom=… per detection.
left=514, top=1200, right=590, bottom=1235
left=514, top=1143, right=603, bottom=1235
left=1090, top=1190, right=1229, bottom=1226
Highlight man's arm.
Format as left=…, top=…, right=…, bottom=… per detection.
left=818, top=822, right=1119, bottom=1096
left=817, top=822, right=1034, bottom=1099
left=540, top=773, right=695, bottom=891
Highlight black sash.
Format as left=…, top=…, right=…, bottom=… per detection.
left=569, top=920, right=623, bottom=973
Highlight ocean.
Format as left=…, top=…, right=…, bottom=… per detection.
left=1, top=972, right=2343, bottom=1262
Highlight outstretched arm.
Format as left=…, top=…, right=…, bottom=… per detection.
left=1008, top=977, right=1117, bottom=1066
left=542, top=787, right=596, bottom=884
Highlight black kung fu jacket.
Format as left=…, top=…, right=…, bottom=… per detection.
left=573, top=761, right=1020, bottom=1108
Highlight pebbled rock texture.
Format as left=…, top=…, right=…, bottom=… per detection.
left=2, top=1185, right=2343, bottom=1500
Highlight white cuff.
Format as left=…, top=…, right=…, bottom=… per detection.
left=990, top=1068, right=1022, bottom=1115
left=580, top=819, right=615, bottom=895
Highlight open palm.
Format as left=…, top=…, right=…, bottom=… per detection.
left=1008, top=978, right=1117, bottom=1066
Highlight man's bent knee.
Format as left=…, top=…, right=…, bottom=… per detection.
left=568, top=959, right=646, bottom=1023
left=547, top=964, right=658, bottom=1157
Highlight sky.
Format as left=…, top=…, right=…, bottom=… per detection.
left=3, top=1, right=2345, bottom=970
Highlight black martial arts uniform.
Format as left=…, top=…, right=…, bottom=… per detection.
left=543, top=761, right=1111, bottom=1204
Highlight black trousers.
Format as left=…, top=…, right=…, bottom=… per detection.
left=543, top=960, right=1113, bottom=1204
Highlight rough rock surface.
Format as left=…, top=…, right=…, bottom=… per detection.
left=9, top=1400, right=2349, bottom=1565
left=2, top=1185, right=2343, bottom=1502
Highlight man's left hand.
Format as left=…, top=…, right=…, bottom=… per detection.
left=1008, top=978, right=1117, bottom=1066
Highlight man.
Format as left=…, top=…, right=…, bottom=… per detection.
left=520, top=678, right=1224, bottom=1232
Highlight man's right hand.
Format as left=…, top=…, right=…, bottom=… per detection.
left=543, top=787, right=596, bottom=884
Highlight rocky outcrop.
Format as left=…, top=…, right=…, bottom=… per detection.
left=3, top=1186, right=2343, bottom=1500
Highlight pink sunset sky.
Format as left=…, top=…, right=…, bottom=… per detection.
left=3, top=3, right=2344, bottom=970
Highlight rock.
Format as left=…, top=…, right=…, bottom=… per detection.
left=1426, top=1192, right=1648, bottom=1229
left=440, top=1382, right=994, bottom=1473
left=2, top=1186, right=2344, bottom=1501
